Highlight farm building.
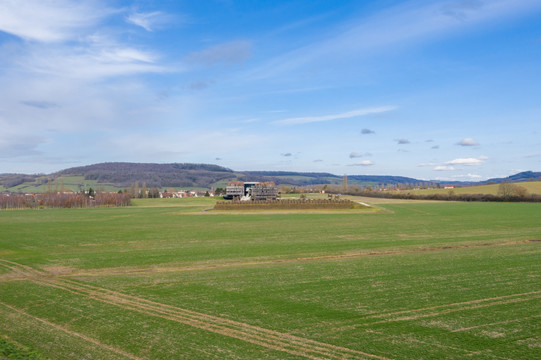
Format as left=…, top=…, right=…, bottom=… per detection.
left=223, top=181, right=278, bottom=201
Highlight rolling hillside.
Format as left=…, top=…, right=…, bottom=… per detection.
left=0, top=162, right=539, bottom=193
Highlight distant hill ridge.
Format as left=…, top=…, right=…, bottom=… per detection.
left=483, top=171, right=541, bottom=184
left=0, top=162, right=539, bottom=191
left=52, top=163, right=428, bottom=188
left=55, top=162, right=234, bottom=188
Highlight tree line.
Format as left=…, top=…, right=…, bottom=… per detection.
left=0, top=192, right=131, bottom=210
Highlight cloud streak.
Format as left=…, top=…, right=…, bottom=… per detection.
left=18, top=45, right=168, bottom=80
left=350, top=152, right=371, bottom=158
left=456, top=137, right=479, bottom=146
left=273, top=106, right=396, bottom=125
left=434, top=165, right=455, bottom=171
left=21, top=100, right=59, bottom=109
left=185, top=41, right=252, bottom=67
left=445, top=157, right=487, bottom=166
left=0, top=0, right=115, bottom=43
left=245, top=0, right=541, bottom=81
left=126, top=11, right=171, bottom=32
left=348, top=160, right=374, bottom=166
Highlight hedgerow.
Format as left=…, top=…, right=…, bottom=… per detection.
left=214, top=199, right=360, bottom=210
left=345, top=191, right=541, bottom=202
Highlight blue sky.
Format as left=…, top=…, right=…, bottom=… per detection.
left=1, top=0, right=540, bottom=180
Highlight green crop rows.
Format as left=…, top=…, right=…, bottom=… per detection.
left=0, top=197, right=540, bottom=359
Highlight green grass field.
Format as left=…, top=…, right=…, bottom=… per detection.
left=1, top=197, right=540, bottom=359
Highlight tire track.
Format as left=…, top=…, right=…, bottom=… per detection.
left=368, top=290, right=541, bottom=319
left=0, top=301, right=142, bottom=360
left=450, top=314, right=541, bottom=333
left=364, top=295, right=541, bottom=325
left=26, top=239, right=538, bottom=279
left=0, top=259, right=391, bottom=360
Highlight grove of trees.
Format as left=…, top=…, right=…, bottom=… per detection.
left=0, top=192, right=131, bottom=210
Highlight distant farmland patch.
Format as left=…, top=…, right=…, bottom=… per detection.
left=402, top=181, right=541, bottom=196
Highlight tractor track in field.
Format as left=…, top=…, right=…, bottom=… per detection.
left=450, top=314, right=541, bottom=333
left=0, top=259, right=392, bottom=360
left=352, top=290, right=541, bottom=326
left=19, top=238, right=537, bottom=279
left=0, top=300, right=142, bottom=360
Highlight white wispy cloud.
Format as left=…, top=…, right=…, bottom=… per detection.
left=432, top=155, right=488, bottom=171
left=273, top=106, right=396, bottom=125
left=0, top=0, right=115, bottom=43
left=245, top=0, right=541, bottom=81
left=126, top=11, right=171, bottom=32
left=445, top=157, right=487, bottom=166
left=348, top=160, right=374, bottom=166
left=450, top=173, right=484, bottom=180
left=20, top=46, right=167, bottom=79
left=0, top=2, right=170, bottom=81
left=434, top=165, right=455, bottom=171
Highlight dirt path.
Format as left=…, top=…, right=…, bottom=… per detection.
left=0, top=259, right=392, bottom=360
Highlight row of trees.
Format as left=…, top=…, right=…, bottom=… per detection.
left=337, top=184, right=541, bottom=202
left=0, top=192, right=131, bottom=210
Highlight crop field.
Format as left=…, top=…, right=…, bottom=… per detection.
left=401, top=181, right=541, bottom=196
left=0, top=197, right=540, bottom=359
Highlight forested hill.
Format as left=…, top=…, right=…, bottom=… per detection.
left=240, top=171, right=420, bottom=186
left=0, top=163, right=423, bottom=190
left=54, top=164, right=426, bottom=188
left=484, top=171, right=541, bottom=184
left=52, top=164, right=423, bottom=188
left=54, top=162, right=234, bottom=188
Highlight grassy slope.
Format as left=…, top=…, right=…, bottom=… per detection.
left=402, top=181, right=541, bottom=196
left=0, top=198, right=540, bottom=359
left=7, top=175, right=121, bottom=193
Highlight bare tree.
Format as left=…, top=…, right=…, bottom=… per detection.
left=498, top=182, right=529, bottom=199
left=497, top=182, right=515, bottom=198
